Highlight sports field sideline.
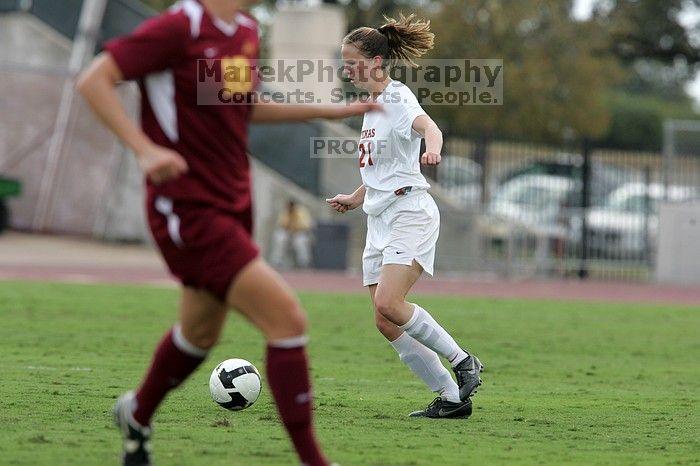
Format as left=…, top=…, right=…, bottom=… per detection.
left=2, top=232, right=700, bottom=306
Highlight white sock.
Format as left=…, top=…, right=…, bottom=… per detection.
left=400, top=304, right=469, bottom=367
left=173, top=323, right=209, bottom=358
left=390, top=332, right=461, bottom=402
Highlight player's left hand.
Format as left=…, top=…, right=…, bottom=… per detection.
left=421, top=151, right=441, bottom=166
left=326, top=193, right=362, bottom=213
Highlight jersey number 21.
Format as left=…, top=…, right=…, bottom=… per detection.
left=359, top=142, right=374, bottom=168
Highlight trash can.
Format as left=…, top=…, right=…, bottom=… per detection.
left=313, top=222, right=350, bottom=270
left=0, top=176, right=21, bottom=234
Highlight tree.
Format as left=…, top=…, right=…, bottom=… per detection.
left=599, top=91, right=697, bottom=150
left=593, top=0, right=700, bottom=66
left=139, top=0, right=172, bottom=11
left=590, top=0, right=700, bottom=149
left=591, top=0, right=700, bottom=100
left=344, top=0, right=416, bottom=31
left=424, top=0, right=620, bottom=143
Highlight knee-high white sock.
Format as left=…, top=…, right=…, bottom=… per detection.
left=390, top=332, right=461, bottom=402
left=400, top=304, right=469, bottom=367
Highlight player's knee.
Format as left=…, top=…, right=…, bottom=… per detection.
left=374, top=295, right=402, bottom=322
left=183, top=325, right=221, bottom=350
left=191, top=332, right=220, bottom=350
left=374, top=313, right=395, bottom=336
left=286, top=309, right=308, bottom=336
left=278, top=296, right=308, bottom=336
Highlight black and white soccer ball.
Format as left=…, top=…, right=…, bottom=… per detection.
left=209, top=358, right=262, bottom=411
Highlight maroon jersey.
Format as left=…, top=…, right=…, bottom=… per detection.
left=105, top=0, right=259, bottom=214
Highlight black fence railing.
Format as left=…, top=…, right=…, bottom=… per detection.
left=433, top=138, right=700, bottom=280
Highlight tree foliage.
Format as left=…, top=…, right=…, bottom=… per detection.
left=589, top=0, right=700, bottom=99
left=134, top=0, right=699, bottom=149
left=589, top=0, right=700, bottom=149
left=424, top=0, right=620, bottom=143
left=599, top=91, right=697, bottom=150
left=593, top=0, right=700, bottom=66
left=139, top=0, right=173, bottom=11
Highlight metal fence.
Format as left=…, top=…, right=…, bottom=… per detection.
left=431, top=137, right=700, bottom=281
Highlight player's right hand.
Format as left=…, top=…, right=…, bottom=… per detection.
left=326, top=194, right=361, bottom=214
left=136, top=144, right=189, bottom=185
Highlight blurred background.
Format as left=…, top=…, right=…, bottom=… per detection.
left=2, top=0, right=700, bottom=284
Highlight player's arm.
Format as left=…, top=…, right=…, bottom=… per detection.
left=251, top=101, right=381, bottom=122
left=326, top=184, right=366, bottom=213
left=76, top=53, right=188, bottom=184
left=412, top=115, right=442, bottom=166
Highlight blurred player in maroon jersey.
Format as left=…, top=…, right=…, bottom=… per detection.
left=76, top=1, right=376, bottom=465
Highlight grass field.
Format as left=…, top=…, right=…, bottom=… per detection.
left=0, top=281, right=698, bottom=466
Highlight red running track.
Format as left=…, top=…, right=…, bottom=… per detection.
left=1, top=264, right=699, bottom=306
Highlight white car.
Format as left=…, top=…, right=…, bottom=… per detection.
left=435, top=156, right=483, bottom=207
left=585, top=182, right=699, bottom=258
left=487, top=174, right=577, bottom=239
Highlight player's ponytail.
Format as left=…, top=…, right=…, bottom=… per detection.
left=343, top=13, right=434, bottom=68
left=377, top=14, right=434, bottom=67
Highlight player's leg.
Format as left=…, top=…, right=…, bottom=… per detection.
left=133, top=287, right=226, bottom=425
left=378, top=193, right=483, bottom=401
left=226, top=258, right=328, bottom=466
left=363, top=203, right=468, bottom=414
left=114, top=287, right=227, bottom=466
left=368, top=284, right=460, bottom=404
left=374, top=262, right=483, bottom=401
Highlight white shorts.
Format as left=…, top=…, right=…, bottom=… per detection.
left=362, top=191, right=440, bottom=286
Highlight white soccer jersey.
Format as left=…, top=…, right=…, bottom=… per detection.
left=359, top=80, right=431, bottom=216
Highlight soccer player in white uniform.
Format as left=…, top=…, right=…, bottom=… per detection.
left=327, top=14, right=484, bottom=419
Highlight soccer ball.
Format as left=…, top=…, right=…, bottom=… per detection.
left=209, top=358, right=262, bottom=411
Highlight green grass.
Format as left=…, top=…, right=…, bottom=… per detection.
left=0, top=281, right=698, bottom=465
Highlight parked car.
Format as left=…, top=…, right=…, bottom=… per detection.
left=497, top=155, right=633, bottom=207
left=488, top=174, right=577, bottom=238
left=584, top=182, right=699, bottom=258
left=436, top=156, right=483, bottom=206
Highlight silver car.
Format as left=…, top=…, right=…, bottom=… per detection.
left=586, top=182, right=699, bottom=258
left=488, top=174, right=576, bottom=232
left=436, top=156, right=483, bottom=207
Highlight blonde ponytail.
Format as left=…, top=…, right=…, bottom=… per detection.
left=377, top=14, right=434, bottom=67
left=343, top=13, right=434, bottom=68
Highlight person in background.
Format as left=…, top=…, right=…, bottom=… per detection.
left=271, top=199, right=314, bottom=268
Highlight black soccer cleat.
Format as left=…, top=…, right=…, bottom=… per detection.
left=113, top=391, right=153, bottom=466
left=408, top=397, right=473, bottom=419
left=453, top=353, right=484, bottom=401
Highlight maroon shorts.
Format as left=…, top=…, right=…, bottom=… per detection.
left=147, top=195, right=260, bottom=301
